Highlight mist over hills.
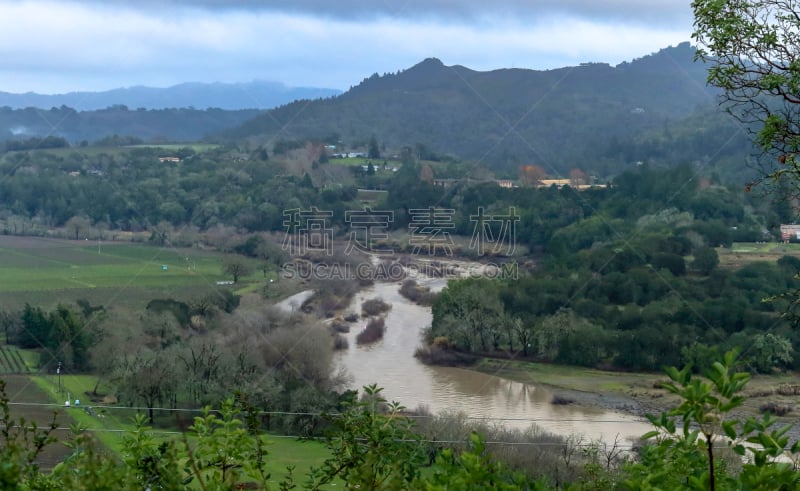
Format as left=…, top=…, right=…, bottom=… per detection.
left=0, top=80, right=341, bottom=111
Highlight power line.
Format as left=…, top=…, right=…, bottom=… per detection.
left=3, top=425, right=639, bottom=449
left=7, top=401, right=651, bottom=425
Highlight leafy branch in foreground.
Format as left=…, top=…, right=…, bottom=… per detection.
left=625, top=348, right=800, bottom=490
left=0, top=378, right=58, bottom=490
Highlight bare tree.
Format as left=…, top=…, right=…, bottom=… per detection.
left=65, top=215, right=91, bottom=240
left=222, top=257, right=253, bottom=283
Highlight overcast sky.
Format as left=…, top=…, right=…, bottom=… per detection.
left=0, top=0, right=694, bottom=94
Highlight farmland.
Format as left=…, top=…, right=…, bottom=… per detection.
left=0, top=235, right=262, bottom=310
left=717, top=241, right=800, bottom=268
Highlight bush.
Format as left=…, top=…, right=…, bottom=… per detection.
left=759, top=401, right=793, bottom=416
left=361, top=298, right=392, bottom=317
left=399, top=280, right=437, bottom=306
left=356, top=317, right=386, bottom=345
left=414, top=344, right=476, bottom=366
left=331, top=319, right=350, bottom=333
left=551, top=394, right=575, bottom=405
left=332, top=334, right=349, bottom=351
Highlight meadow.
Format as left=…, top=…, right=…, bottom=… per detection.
left=0, top=235, right=262, bottom=310
left=717, top=241, right=800, bottom=268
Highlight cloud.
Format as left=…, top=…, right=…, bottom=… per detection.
left=0, top=1, right=692, bottom=93
left=86, top=0, right=692, bottom=25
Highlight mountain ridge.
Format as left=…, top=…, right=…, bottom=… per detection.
left=223, top=42, right=722, bottom=174
left=0, top=80, right=342, bottom=111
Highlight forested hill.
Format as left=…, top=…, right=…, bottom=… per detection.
left=223, top=42, right=726, bottom=174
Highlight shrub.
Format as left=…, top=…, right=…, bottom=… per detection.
left=356, top=317, right=385, bottom=345
left=331, top=319, right=350, bottom=333
left=399, top=280, right=438, bottom=306
left=332, top=334, right=349, bottom=351
left=551, top=394, right=575, bottom=405
left=759, top=401, right=793, bottom=416
left=361, top=298, right=391, bottom=317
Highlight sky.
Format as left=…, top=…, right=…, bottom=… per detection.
left=0, top=0, right=694, bottom=94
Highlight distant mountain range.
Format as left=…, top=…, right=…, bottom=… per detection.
left=0, top=80, right=342, bottom=111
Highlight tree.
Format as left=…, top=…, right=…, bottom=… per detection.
left=693, top=0, right=800, bottom=186
left=748, top=333, right=793, bottom=373
left=116, top=350, right=179, bottom=424
left=222, top=257, right=253, bottom=283
left=651, top=252, right=687, bottom=276
left=368, top=134, right=380, bottom=159
left=569, top=168, right=588, bottom=187
left=519, top=164, right=547, bottom=186
left=692, top=246, right=720, bottom=275
left=65, top=215, right=91, bottom=240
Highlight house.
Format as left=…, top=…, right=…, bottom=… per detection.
left=780, top=224, right=800, bottom=242
left=158, top=157, right=181, bottom=163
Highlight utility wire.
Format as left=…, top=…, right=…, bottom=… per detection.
left=8, top=401, right=650, bottom=425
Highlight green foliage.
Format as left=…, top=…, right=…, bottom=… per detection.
left=421, top=432, right=542, bottom=490
left=307, top=384, right=427, bottom=490
left=693, top=0, right=800, bottom=187
left=747, top=333, right=793, bottom=374
left=13, top=303, right=93, bottom=371
left=651, top=252, right=687, bottom=276
left=185, top=399, right=275, bottom=489
left=692, top=247, right=720, bottom=275
left=121, top=414, right=184, bottom=490
left=626, top=349, right=800, bottom=490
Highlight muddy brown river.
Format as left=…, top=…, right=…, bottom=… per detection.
left=280, top=274, right=652, bottom=445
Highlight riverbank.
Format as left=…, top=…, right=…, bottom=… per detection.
left=471, top=358, right=800, bottom=431
left=471, top=358, right=670, bottom=419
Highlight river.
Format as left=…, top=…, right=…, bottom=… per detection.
left=278, top=271, right=652, bottom=445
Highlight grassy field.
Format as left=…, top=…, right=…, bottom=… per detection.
left=718, top=242, right=800, bottom=268
left=0, top=235, right=264, bottom=310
